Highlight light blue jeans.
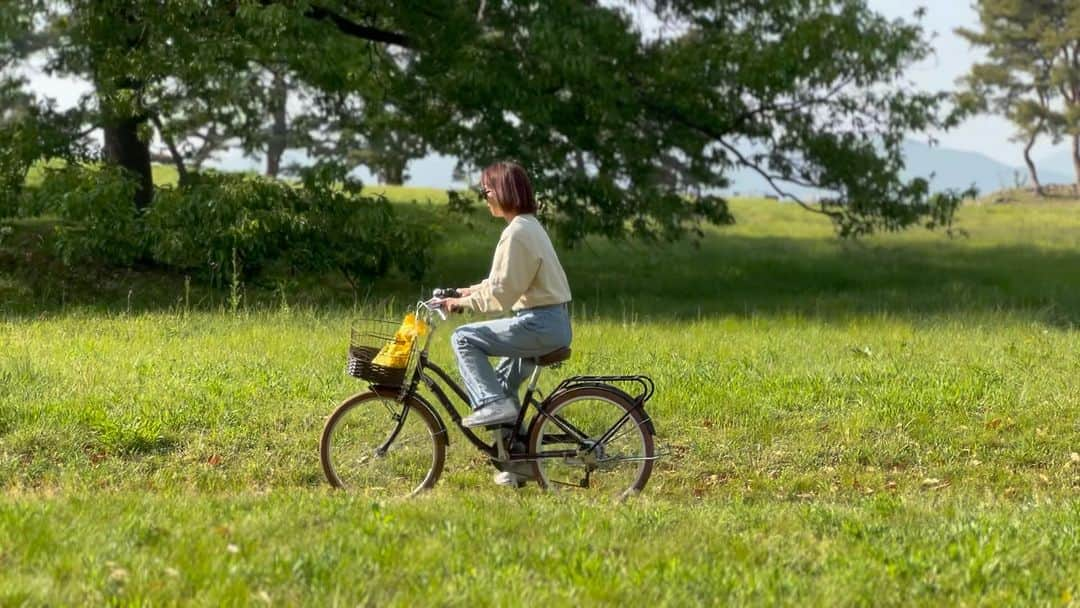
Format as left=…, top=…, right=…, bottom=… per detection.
left=451, top=303, right=572, bottom=409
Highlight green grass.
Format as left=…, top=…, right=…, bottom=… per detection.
left=2, top=193, right=1080, bottom=605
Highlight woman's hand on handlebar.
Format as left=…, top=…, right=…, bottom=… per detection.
left=432, top=287, right=471, bottom=311
left=441, top=297, right=467, bottom=313
left=429, top=287, right=469, bottom=314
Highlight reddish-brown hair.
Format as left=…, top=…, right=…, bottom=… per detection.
left=481, top=161, right=537, bottom=215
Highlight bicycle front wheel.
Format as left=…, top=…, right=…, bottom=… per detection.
left=320, top=390, right=446, bottom=497
left=527, top=386, right=654, bottom=499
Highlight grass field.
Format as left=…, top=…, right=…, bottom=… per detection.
left=2, top=187, right=1079, bottom=605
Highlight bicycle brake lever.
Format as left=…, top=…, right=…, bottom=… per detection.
left=424, top=298, right=448, bottom=321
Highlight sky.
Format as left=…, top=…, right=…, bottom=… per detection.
left=18, top=1, right=1059, bottom=188
left=864, top=1, right=1033, bottom=166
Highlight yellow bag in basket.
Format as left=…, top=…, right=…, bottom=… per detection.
left=372, top=313, right=429, bottom=368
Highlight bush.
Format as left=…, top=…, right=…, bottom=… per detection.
left=15, top=160, right=437, bottom=288
left=146, top=174, right=303, bottom=283
left=145, top=169, right=436, bottom=287
left=293, top=167, right=435, bottom=289
left=1, top=102, right=87, bottom=219
left=35, top=165, right=145, bottom=265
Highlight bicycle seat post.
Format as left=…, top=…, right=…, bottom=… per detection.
left=525, top=365, right=543, bottom=395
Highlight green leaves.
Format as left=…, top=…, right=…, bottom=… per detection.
left=9, top=0, right=966, bottom=240
left=28, top=165, right=434, bottom=287
left=40, top=164, right=144, bottom=265
left=362, top=0, right=966, bottom=238
left=958, top=0, right=1080, bottom=190
left=145, top=169, right=433, bottom=287
left=0, top=97, right=87, bottom=218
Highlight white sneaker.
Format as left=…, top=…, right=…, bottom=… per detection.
left=493, top=471, right=530, bottom=488
left=461, top=397, right=519, bottom=428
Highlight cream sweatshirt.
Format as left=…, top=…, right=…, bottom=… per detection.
left=463, top=214, right=572, bottom=313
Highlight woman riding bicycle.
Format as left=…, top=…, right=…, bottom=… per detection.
left=440, top=161, right=573, bottom=430
left=322, top=168, right=654, bottom=495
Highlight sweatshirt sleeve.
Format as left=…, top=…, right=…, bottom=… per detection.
left=462, top=229, right=538, bottom=313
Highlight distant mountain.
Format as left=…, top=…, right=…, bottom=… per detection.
left=722, top=139, right=1073, bottom=199
left=206, top=139, right=1072, bottom=195
left=1034, top=148, right=1078, bottom=182
left=897, top=140, right=1072, bottom=193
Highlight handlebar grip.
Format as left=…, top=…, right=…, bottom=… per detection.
left=433, top=287, right=461, bottom=299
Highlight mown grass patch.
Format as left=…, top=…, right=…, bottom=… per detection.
left=2, top=192, right=1079, bottom=604
left=1, top=493, right=1076, bottom=605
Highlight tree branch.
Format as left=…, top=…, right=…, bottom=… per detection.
left=304, top=4, right=412, bottom=48
left=636, top=90, right=840, bottom=217
left=732, top=78, right=855, bottom=127
left=712, top=137, right=838, bottom=218
left=150, top=113, right=189, bottom=185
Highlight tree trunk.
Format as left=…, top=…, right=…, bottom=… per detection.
left=266, top=71, right=288, bottom=178
left=103, top=115, right=154, bottom=209
left=151, top=114, right=189, bottom=186
left=1023, top=132, right=1043, bottom=196
left=1072, top=133, right=1080, bottom=194
left=380, top=161, right=405, bottom=185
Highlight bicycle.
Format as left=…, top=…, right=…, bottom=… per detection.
left=319, top=290, right=658, bottom=499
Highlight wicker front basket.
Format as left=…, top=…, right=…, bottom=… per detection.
left=345, top=320, right=420, bottom=387
left=346, top=344, right=409, bottom=386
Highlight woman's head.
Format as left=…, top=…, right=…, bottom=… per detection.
left=479, top=161, right=536, bottom=217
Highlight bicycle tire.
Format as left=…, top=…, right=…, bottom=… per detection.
left=320, top=390, right=447, bottom=497
left=527, top=386, right=654, bottom=499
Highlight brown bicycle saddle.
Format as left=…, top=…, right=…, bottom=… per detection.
left=535, top=346, right=571, bottom=367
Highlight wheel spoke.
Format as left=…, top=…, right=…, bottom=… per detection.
left=599, top=416, right=646, bottom=449
left=320, top=392, right=445, bottom=497
left=529, top=390, right=653, bottom=498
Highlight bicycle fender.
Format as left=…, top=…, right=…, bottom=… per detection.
left=547, top=384, right=657, bottom=436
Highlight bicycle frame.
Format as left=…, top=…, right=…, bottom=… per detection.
left=385, top=300, right=656, bottom=464
left=410, top=354, right=525, bottom=458
left=380, top=301, right=544, bottom=459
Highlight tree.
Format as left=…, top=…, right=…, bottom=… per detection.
left=958, top=0, right=1063, bottom=195
left=291, top=95, right=428, bottom=184
left=4, top=0, right=965, bottom=238
left=960, top=0, right=1080, bottom=189
left=148, top=70, right=255, bottom=183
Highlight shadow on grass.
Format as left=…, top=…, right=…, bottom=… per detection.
left=553, top=235, right=1080, bottom=327
left=2, top=216, right=1078, bottom=327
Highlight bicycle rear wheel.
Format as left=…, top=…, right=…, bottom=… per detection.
left=527, top=386, right=654, bottom=499
left=320, top=390, right=446, bottom=497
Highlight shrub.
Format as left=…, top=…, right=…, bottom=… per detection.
left=1, top=103, right=87, bottom=219
left=145, top=173, right=303, bottom=283
left=145, top=168, right=436, bottom=287
left=36, top=165, right=145, bottom=265
left=293, top=167, right=435, bottom=289
left=11, top=158, right=438, bottom=288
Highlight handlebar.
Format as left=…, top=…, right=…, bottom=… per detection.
left=417, top=287, right=464, bottom=322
